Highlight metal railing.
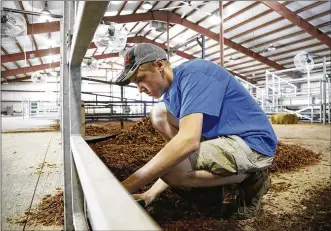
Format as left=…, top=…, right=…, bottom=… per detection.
left=236, top=66, right=330, bottom=124
left=84, top=100, right=156, bottom=121
left=235, top=76, right=265, bottom=105
left=262, top=65, right=330, bottom=123
left=70, top=135, right=160, bottom=230
left=61, top=2, right=161, bottom=230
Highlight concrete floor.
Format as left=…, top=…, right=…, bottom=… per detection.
left=2, top=117, right=57, bottom=132
left=1, top=132, right=63, bottom=231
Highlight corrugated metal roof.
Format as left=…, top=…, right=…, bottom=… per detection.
left=1, top=1, right=330, bottom=83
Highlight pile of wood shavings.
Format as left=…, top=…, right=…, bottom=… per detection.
left=270, top=142, right=322, bottom=172
left=15, top=117, right=323, bottom=228
left=85, top=125, right=110, bottom=136
left=15, top=191, right=64, bottom=227
left=90, top=117, right=165, bottom=181
left=91, top=117, right=322, bottom=177
left=85, top=121, right=134, bottom=136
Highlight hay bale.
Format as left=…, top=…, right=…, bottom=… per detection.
left=270, top=113, right=298, bottom=124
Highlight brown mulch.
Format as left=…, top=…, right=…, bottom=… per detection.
left=49, top=120, right=60, bottom=131
left=89, top=117, right=165, bottom=180
left=85, top=121, right=134, bottom=136
left=85, top=125, right=110, bottom=136
left=88, top=116, right=326, bottom=230
left=14, top=185, right=331, bottom=231
left=90, top=117, right=322, bottom=180
left=14, top=117, right=328, bottom=230
left=269, top=142, right=322, bottom=173
left=47, top=120, right=135, bottom=136
left=14, top=191, right=64, bottom=227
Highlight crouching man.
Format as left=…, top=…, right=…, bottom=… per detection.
left=113, top=43, right=278, bottom=219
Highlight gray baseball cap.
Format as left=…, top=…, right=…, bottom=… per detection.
left=114, top=43, right=168, bottom=86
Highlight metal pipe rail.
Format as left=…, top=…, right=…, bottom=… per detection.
left=84, top=100, right=156, bottom=104
left=82, top=77, right=137, bottom=88
left=71, top=135, right=160, bottom=230
left=86, top=114, right=148, bottom=120
left=61, top=2, right=162, bottom=229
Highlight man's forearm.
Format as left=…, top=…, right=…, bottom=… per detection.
left=145, top=178, right=169, bottom=198
left=122, top=133, right=199, bottom=193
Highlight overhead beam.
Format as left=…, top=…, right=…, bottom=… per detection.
left=1, top=62, right=60, bottom=78
left=70, top=1, right=110, bottom=66
left=103, top=11, right=285, bottom=71
left=3, top=76, right=31, bottom=83
left=129, top=36, right=253, bottom=83
left=1, top=63, right=9, bottom=71
left=93, top=53, right=119, bottom=60
left=1, top=45, right=118, bottom=63
left=1, top=48, right=60, bottom=63
left=1, top=37, right=196, bottom=66
left=2, top=34, right=252, bottom=83
left=1, top=51, right=121, bottom=78
left=27, top=22, right=60, bottom=35
left=263, top=1, right=331, bottom=48
left=2, top=36, right=253, bottom=83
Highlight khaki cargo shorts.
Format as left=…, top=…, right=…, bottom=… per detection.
left=189, top=135, right=274, bottom=176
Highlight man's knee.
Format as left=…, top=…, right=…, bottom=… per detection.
left=150, top=103, right=168, bottom=131
left=161, top=172, right=189, bottom=188
left=161, top=174, right=183, bottom=188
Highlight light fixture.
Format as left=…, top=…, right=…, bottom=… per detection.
left=40, top=1, right=52, bottom=22
left=228, top=57, right=235, bottom=63
left=267, top=44, right=276, bottom=51
left=142, top=1, right=153, bottom=10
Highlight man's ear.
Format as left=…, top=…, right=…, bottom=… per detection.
left=154, top=59, right=164, bottom=72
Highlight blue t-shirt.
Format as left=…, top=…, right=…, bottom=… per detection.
left=163, top=59, right=278, bottom=156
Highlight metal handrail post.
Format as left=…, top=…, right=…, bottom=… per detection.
left=328, top=77, right=331, bottom=123
left=61, top=1, right=74, bottom=229
left=320, top=79, right=323, bottom=123
left=323, top=57, right=327, bottom=125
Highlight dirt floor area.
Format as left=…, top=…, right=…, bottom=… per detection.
left=85, top=120, right=134, bottom=136
left=254, top=124, right=331, bottom=231
left=10, top=120, right=330, bottom=230
left=89, top=119, right=331, bottom=231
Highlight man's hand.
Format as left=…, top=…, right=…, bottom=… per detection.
left=131, top=178, right=169, bottom=206
left=122, top=113, right=203, bottom=193
left=132, top=192, right=156, bottom=206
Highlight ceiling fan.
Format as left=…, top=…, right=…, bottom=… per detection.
left=252, top=43, right=282, bottom=55
left=158, top=1, right=211, bottom=18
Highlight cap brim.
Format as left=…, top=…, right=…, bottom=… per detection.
left=114, top=63, right=140, bottom=86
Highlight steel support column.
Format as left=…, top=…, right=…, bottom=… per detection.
left=61, top=1, right=73, bottom=230
left=322, top=57, right=327, bottom=124
left=201, top=35, right=205, bottom=59
left=70, top=67, right=82, bottom=134
left=69, top=1, right=110, bottom=66
left=121, top=86, right=124, bottom=128
left=219, top=1, right=224, bottom=66
left=167, top=12, right=170, bottom=59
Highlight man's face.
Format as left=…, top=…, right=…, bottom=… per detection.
left=130, top=61, right=167, bottom=99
